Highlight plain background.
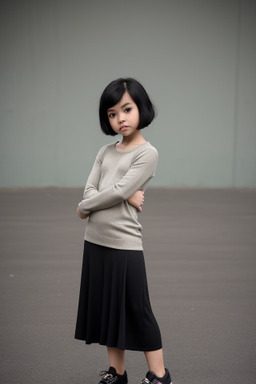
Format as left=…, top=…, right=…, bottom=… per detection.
left=1, top=0, right=256, bottom=188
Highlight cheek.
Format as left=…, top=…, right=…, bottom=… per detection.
left=108, top=118, right=114, bottom=127
left=134, top=109, right=140, bottom=121
left=109, top=119, right=118, bottom=131
left=134, top=112, right=140, bottom=125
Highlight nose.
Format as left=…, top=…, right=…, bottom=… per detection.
left=119, top=114, right=126, bottom=124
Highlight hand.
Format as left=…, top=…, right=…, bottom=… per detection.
left=76, top=207, right=89, bottom=220
left=127, top=189, right=144, bottom=212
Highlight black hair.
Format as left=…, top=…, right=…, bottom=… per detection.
left=99, top=78, right=155, bottom=136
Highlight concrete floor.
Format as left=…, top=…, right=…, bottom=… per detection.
left=0, top=188, right=256, bottom=384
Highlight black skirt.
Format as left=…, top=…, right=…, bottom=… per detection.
left=75, top=241, right=162, bottom=351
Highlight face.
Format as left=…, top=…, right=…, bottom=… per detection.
left=107, top=92, right=140, bottom=137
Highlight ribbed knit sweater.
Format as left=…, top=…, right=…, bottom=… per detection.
left=78, top=141, right=158, bottom=250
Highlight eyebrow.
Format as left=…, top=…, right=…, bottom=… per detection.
left=107, top=102, right=132, bottom=112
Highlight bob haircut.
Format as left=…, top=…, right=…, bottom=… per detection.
left=99, top=78, right=155, bottom=136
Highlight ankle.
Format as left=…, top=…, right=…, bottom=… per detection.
left=116, top=369, right=126, bottom=376
left=153, top=368, right=166, bottom=378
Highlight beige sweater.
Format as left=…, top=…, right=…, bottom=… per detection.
left=78, top=141, right=158, bottom=250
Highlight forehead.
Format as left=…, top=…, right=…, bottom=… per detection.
left=107, top=91, right=134, bottom=111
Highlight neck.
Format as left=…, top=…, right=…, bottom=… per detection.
left=120, top=131, right=146, bottom=146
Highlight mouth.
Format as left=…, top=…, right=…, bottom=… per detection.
left=120, top=126, right=128, bottom=131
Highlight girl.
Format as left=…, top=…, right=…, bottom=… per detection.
left=75, top=78, right=172, bottom=384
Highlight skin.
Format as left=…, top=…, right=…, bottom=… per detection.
left=77, top=91, right=166, bottom=378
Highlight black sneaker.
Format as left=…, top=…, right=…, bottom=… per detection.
left=141, top=369, right=172, bottom=384
left=99, top=367, right=128, bottom=384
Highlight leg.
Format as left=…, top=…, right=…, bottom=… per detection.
left=144, top=348, right=166, bottom=378
left=107, top=346, right=125, bottom=375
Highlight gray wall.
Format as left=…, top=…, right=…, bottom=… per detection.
left=1, top=0, right=256, bottom=187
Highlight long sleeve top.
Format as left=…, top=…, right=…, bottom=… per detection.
left=78, top=141, right=158, bottom=250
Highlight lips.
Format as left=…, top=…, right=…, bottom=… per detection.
left=120, top=126, right=128, bottom=131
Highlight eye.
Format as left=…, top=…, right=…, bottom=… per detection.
left=108, top=113, right=116, bottom=118
left=124, top=107, right=132, bottom=113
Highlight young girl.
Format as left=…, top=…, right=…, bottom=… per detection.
left=75, top=78, right=172, bottom=384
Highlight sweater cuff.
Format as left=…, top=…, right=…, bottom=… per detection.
left=78, top=202, right=90, bottom=215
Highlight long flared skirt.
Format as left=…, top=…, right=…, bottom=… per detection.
left=75, top=241, right=162, bottom=351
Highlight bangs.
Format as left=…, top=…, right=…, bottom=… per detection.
left=103, top=83, right=126, bottom=111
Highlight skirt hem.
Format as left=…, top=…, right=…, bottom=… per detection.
left=74, top=336, right=163, bottom=352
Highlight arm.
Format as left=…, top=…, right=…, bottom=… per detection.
left=78, top=148, right=158, bottom=214
left=127, top=189, right=144, bottom=212
left=77, top=146, right=106, bottom=215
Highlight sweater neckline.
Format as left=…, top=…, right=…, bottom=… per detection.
left=114, top=141, right=149, bottom=153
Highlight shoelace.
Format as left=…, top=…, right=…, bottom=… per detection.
left=141, top=378, right=151, bottom=384
left=141, top=377, right=161, bottom=384
left=99, top=371, right=118, bottom=383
